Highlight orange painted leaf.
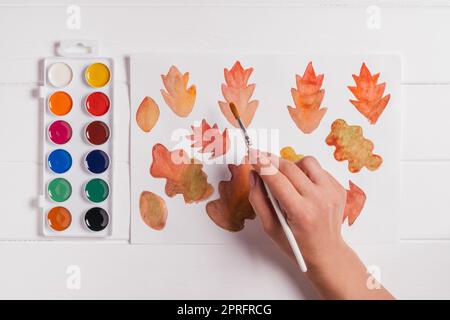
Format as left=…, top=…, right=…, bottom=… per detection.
left=343, top=181, right=366, bottom=226
left=187, top=119, right=230, bottom=159
left=218, top=61, right=259, bottom=128
left=326, top=119, right=382, bottom=173
left=287, top=62, right=327, bottom=134
left=206, top=164, right=256, bottom=232
left=150, top=143, right=213, bottom=203
left=348, top=63, right=391, bottom=124
left=136, top=97, right=160, bottom=132
left=161, top=65, right=196, bottom=117
left=280, top=146, right=304, bottom=162
left=139, top=191, right=168, bottom=230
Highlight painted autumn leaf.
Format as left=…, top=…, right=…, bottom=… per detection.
left=206, top=164, right=256, bottom=232
left=187, top=119, right=230, bottom=159
left=348, top=63, right=391, bottom=124
left=288, top=62, right=327, bottom=134
left=343, top=181, right=366, bottom=226
left=218, top=61, right=259, bottom=128
left=139, top=191, right=168, bottom=230
left=136, top=97, right=160, bottom=132
left=280, top=146, right=304, bottom=162
left=326, top=119, right=382, bottom=173
left=161, top=65, right=196, bottom=117
left=150, top=143, right=213, bottom=203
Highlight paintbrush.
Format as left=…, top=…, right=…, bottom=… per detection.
left=229, top=103, right=307, bottom=272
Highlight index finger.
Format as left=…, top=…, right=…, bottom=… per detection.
left=249, top=149, right=305, bottom=215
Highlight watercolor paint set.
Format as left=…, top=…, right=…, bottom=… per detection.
left=39, top=42, right=114, bottom=238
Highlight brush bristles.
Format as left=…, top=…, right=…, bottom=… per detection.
left=229, top=103, right=240, bottom=120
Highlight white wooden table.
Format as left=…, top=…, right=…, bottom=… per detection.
left=0, top=0, right=449, bottom=299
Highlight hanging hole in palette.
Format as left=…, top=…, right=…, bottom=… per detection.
left=62, top=42, right=95, bottom=56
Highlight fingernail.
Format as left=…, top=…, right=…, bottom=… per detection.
left=249, top=170, right=257, bottom=187
left=258, top=152, right=271, bottom=167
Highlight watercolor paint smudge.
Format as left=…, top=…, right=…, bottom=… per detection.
left=150, top=143, right=213, bottom=203
left=206, top=164, right=256, bottom=232
left=139, top=191, right=168, bottom=230
left=187, top=119, right=230, bottom=159
left=326, top=119, right=382, bottom=173
left=136, top=97, right=160, bottom=133
left=161, top=66, right=196, bottom=117
left=218, top=61, right=259, bottom=128
left=348, top=63, right=391, bottom=124
left=288, top=62, right=327, bottom=134
left=280, top=146, right=304, bottom=163
left=343, top=181, right=366, bottom=226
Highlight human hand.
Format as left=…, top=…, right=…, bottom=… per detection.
left=248, top=150, right=349, bottom=271
left=247, top=150, right=394, bottom=299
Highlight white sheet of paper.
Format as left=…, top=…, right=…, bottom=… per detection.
left=130, top=53, right=401, bottom=245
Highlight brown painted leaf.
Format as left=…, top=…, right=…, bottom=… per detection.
left=160, top=65, right=196, bottom=117
left=218, top=61, right=259, bottom=128
left=287, top=62, right=327, bottom=133
left=136, top=97, right=160, bottom=132
left=348, top=63, right=391, bottom=124
left=326, top=119, right=382, bottom=173
left=150, top=143, right=213, bottom=203
left=343, top=181, right=366, bottom=226
left=280, top=146, right=304, bottom=162
left=206, top=164, right=256, bottom=232
left=139, top=191, right=168, bottom=230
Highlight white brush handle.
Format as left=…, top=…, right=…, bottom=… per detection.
left=263, top=181, right=308, bottom=272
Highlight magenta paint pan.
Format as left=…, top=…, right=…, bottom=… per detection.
left=48, top=120, right=73, bottom=145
